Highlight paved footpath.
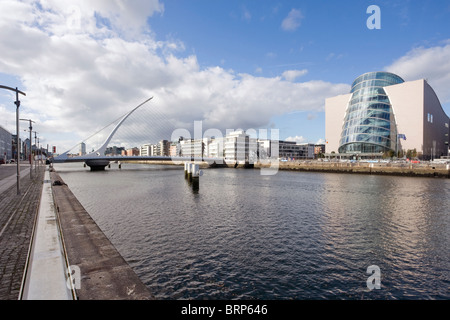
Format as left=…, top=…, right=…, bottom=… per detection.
left=0, top=163, right=44, bottom=300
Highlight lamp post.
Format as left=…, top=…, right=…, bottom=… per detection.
left=20, top=119, right=35, bottom=179
left=0, top=85, right=26, bottom=195
left=32, top=131, right=38, bottom=174
left=37, top=137, right=40, bottom=170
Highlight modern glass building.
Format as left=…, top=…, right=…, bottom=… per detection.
left=326, top=72, right=450, bottom=159
left=338, top=72, right=404, bottom=154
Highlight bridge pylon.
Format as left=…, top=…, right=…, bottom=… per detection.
left=53, top=97, right=153, bottom=171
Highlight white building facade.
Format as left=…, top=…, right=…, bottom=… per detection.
left=224, top=130, right=257, bottom=164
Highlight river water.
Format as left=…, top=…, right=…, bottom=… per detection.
left=54, top=162, right=449, bottom=300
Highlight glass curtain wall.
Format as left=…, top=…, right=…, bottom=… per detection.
left=338, top=72, right=404, bottom=154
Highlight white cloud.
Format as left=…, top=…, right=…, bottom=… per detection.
left=306, top=113, right=317, bottom=120
left=384, top=41, right=450, bottom=105
left=282, top=69, right=308, bottom=82
left=326, top=53, right=344, bottom=62
left=241, top=5, right=251, bottom=22
left=285, top=135, right=306, bottom=143
left=281, top=9, right=304, bottom=31
left=316, top=138, right=325, bottom=145
left=35, top=0, right=164, bottom=38
left=0, top=0, right=349, bottom=152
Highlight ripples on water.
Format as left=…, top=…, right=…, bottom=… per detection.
left=55, top=163, right=450, bottom=300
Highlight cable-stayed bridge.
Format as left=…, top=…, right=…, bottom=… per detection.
left=52, top=97, right=224, bottom=171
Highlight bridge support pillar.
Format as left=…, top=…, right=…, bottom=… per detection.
left=85, top=159, right=110, bottom=171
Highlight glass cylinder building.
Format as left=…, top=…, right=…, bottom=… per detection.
left=338, top=71, right=404, bottom=154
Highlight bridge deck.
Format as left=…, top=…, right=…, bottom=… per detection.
left=52, top=155, right=224, bottom=163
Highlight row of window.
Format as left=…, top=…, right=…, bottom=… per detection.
left=349, top=94, right=390, bottom=106
left=351, top=87, right=388, bottom=99
left=351, top=72, right=404, bottom=90
left=339, top=133, right=394, bottom=146
left=351, top=79, right=401, bottom=94
left=338, top=142, right=390, bottom=154
left=346, top=102, right=391, bottom=115
left=345, top=109, right=391, bottom=122
left=341, top=126, right=391, bottom=138
left=343, top=117, right=391, bottom=131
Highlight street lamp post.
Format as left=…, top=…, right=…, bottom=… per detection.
left=20, top=119, right=35, bottom=179
left=0, top=85, right=26, bottom=195
left=33, top=131, right=38, bottom=175
left=37, top=137, right=40, bottom=170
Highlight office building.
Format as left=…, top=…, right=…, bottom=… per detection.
left=0, top=125, right=12, bottom=162
left=224, top=130, right=257, bottom=163
left=79, top=142, right=86, bottom=156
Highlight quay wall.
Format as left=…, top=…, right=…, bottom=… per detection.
left=256, top=161, right=450, bottom=178
left=49, top=168, right=153, bottom=300
left=120, top=159, right=450, bottom=178
left=119, top=160, right=211, bottom=168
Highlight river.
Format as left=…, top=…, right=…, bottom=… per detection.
left=54, top=162, right=449, bottom=300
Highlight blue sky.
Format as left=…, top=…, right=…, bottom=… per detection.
left=0, top=0, right=449, bottom=151
left=150, top=1, right=447, bottom=74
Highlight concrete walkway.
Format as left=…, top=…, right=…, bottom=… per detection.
left=20, top=169, right=73, bottom=300
left=1, top=164, right=153, bottom=300
left=50, top=169, right=153, bottom=300
left=0, top=164, right=44, bottom=299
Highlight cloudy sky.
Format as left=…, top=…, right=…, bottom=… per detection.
left=0, top=0, right=449, bottom=153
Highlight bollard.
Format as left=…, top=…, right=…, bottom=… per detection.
left=187, top=162, right=192, bottom=180
left=192, top=164, right=199, bottom=178
left=185, top=162, right=203, bottom=179
left=191, top=163, right=200, bottom=193
left=184, top=162, right=203, bottom=193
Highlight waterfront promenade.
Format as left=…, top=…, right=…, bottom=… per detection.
left=0, top=163, right=153, bottom=300
left=0, top=163, right=44, bottom=300
left=257, top=160, right=450, bottom=178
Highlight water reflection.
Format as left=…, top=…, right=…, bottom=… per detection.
left=186, top=176, right=199, bottom=194
left=55, top=163, right=449, bottom=299
left=320, top=173, right=450, bottom=298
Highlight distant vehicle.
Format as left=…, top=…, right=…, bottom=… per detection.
left=432, top=159, right=450, bottom=164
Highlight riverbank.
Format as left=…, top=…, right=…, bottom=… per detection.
left=48, top=168, right=153, bottom=299
left=0, top=162, right=153, bottom=300
left=256, top=160, right=450, bottom=178
left=122, top=159, right=450, bottom=178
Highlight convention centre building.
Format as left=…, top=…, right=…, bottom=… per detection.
left=325, top=71, right=449, bottom=160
